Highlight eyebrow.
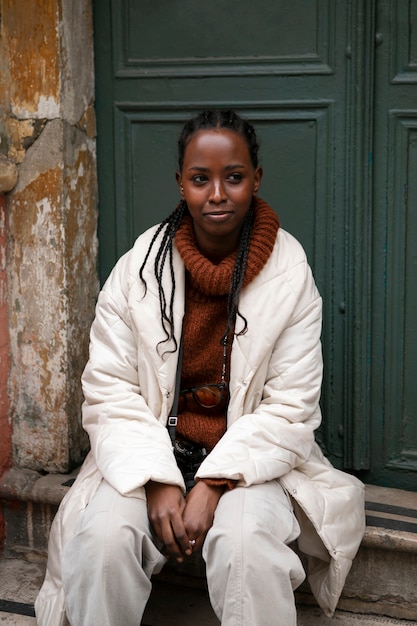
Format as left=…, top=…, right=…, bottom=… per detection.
left=186, top=164, right=246, bottom=171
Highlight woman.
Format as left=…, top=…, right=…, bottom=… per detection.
left=36, top=110, right=365, bottom=626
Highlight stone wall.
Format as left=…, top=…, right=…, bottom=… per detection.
left=0, top=189, right=13, bottom=479
left=0, top=192, right=11, bottom=550
left=0, top=0, right=98, bottom=474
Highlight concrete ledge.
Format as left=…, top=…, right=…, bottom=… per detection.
left=0, top=467, right=78, bottom=507
left=362, top=525, right=417, bottom=553
left=0, top=468, right=78, bottom=560
left=2, top=469, right=417, bottom=555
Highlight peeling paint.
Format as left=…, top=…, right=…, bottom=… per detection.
left=14, top=96, right=60, bottom=122
left=6, top=118, right=47, bottom=164
left=0, top=195, right=11, bottom=484
left=0, top=245, right=5, bottom=272
left=0, top=280, right=5, bottom=308
left=0, top=207, right=6, bottom=237
left=9, top=128, right=97, bottom=471
left=14, top=120, right=64, bottom=194
left=3, top=0, right=60, bottom=121
left=2, top=0, right=98, bottom=474
left=70, top=161, right=85, bottom=191
left=0, top=156, right=18, bottom=193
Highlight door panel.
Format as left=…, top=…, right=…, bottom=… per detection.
left=369, top=0, right=417, bottom=489
left=114, top=0, right=334, bottom=77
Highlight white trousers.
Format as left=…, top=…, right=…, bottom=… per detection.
left=61, top=479, right=305, bottom=626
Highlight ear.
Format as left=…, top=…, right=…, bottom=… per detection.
left=253, top=166, right=263, bottom=195
left=176, top=171, right=185, bottom=197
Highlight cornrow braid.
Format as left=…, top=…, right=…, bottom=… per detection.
left=178, top=109, right=259, bottom=171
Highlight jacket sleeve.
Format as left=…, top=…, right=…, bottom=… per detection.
left=196, top=242, right=323, bottom=487
left=81, top=252, right=184, bottom=497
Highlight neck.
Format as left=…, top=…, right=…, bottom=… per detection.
left=193, top=229, right=241, bottom=264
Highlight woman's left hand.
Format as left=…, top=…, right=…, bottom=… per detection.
left=182, top=481, right=224, bottom=551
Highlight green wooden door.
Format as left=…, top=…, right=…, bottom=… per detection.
left=366, top=0, right=417, bottom=490
left=93, top=0, right=417, bottom=490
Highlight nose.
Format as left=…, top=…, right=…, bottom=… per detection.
left=209, top=179, right=227, bottom=204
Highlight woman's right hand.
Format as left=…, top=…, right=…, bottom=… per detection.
left=145, top=480, right=192, bottom=562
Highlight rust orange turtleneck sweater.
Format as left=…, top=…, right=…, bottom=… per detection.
left=174, top=198, right=279, bottom=453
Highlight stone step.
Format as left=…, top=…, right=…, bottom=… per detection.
left=335, top=485, right=417, bottom=621
left=1, top=469, right=417, bottom=622
left=0, top=468, right=78, bottom=561
left=0, top=557, right=415, bottom=626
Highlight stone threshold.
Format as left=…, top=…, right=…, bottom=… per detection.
left=2, top=467, right=417, bottom=549
left=363, top=484, right=417, bottom=552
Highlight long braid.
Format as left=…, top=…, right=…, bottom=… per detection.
left=221, top=203, right=255, bottom=346
left=139, top=201, right=187, bottom=354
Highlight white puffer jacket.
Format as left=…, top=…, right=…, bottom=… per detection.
left=35, top=225, right=365, bottom=625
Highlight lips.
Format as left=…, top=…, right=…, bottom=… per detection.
left=204, top=211, right=234, bottom=223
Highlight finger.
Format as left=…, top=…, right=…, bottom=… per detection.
left=157, top=510, right=190, bottom=562
left=169, top=515, right=192, bottom=559
left=159, top=525, right=184, bottom=561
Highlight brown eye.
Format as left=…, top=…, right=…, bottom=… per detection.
left=192, top=175, right=208, bottom=184
left=228, top=173, right=243, bottom=183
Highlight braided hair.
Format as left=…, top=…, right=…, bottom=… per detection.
left=139, top=109, right=260, bottom=355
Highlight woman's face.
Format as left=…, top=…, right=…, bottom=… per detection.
left=176, top=128, right=262, bottom=261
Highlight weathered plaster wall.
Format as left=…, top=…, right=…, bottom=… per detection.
left=0, top=158, right=17, bottom=476
left=0, top=193, right=11, bottom=469
left=0, top=155, right=18, bottom=550
left=0, top=193, right=11, bottom=549
left=0, top=0, right=98, bottom=472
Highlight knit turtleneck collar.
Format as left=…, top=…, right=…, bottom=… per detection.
left=175, top=197, right=279, bottom=296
